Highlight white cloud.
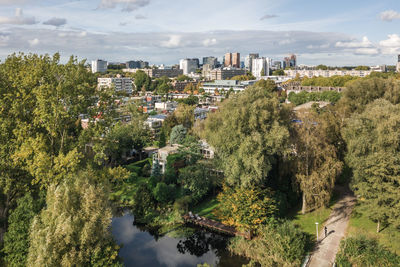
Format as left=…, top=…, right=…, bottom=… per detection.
left=160, top=35, right=181, bottom=48
left=379, top=10, right=400, bottom=22
left=203, top=38, right=217, bottom=47
left=0, top=8, right=36, bottom=25
left=98, top=0, right=150, bottom=12
left=335, top=36, right=373, bottom=48
left=0, top=28, right=392, bottom=65
left=134, top=14, right=146, bottom=19
left=28, top=38, right=39, bottom=46
left=43, top=17, right=67, bottom=27
left=0, top=0, right=29, bottom=4
left=379, top=34, right=400, bottom=54
left=0, top=33, right=10, bottom=47
left=260, top=14, right=277, bottom=20
left=354, top=48, right=379, bottom=55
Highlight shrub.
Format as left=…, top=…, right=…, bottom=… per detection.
left=229, top=220, right=311, bottom=267
left=336, top=236, right=400, bottom=267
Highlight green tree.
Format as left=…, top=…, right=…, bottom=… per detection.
left=170, top=125, right=187, bottom=144
left=342, top=99, right=400, bottom=231
left=202, top=84, right=291, bottom=187
left=293, top=111, right=343, bottom=214
left=0, top=53, right=100, bottom=228
left=179, top=161, right=219, bottom=201
left=153, top=182, right=176, bottom=203
left=133, top=70, right=151, bottom=91
left=175, top=104, right=195, bottom=129
left=272, top=69, right=285, bottom=76
left=3, top=193, right=44, bottom=267
left=27, top=171, right=121, bottom=266
left=158, top=129, right=167, bottom=147
left=336, top=236, right=400, bottom=266
left=215, top=185, right=277, bottom=231
left=176, top=75, right=193, bottom=81
left=229, top=221, right=310, bottom=267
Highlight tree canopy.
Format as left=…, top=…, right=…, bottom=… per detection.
left=202, top=83, right=291, bottom=187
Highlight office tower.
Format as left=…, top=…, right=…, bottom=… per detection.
left=91, top=59, right=107, bottom=73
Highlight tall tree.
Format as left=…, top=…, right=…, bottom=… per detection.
left=342, top=99, right=400, bottom=231
left=2, top=193, right=44, bottom=267
left=202, top=84, right=291, bottom=187
left=27, top=171, right=121, bottom=266
left=293, top=111, right=343, bottom=214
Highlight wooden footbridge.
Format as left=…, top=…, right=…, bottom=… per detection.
left=183, top=213, right=251, bottom=239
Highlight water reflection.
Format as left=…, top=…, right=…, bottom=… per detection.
left=112, top=213, right=248, bottom=267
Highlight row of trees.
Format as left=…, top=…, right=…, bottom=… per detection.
left=0, top=53, right=149, bottom=266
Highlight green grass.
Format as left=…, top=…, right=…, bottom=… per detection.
left=347, top=203, right=400, bottom=255
left=191, top=197, right=220, bottom=221
left=288, top=206, right=332, bottom=237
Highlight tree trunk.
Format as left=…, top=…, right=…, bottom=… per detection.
left=377, top=220, right=380, bottom=233
left=302, top=194, right=307, bottom=214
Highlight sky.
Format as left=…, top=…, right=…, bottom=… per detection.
left=0, top=0, right=400, bottom=66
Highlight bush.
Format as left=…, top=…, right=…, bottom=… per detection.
left=229, top=221, right=311, bottom=267
left=336, top=236, right=400, bottom=267
left=173, top=195, right=193, bottom=214
left=153, top=182, right=176, bottom=204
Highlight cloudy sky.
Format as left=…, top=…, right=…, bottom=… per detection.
left=0, top=0, right=400, bottom=66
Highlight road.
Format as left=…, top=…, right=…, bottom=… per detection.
left=308, top=187, right=357, bottom=267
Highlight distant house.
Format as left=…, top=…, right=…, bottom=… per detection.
left=154, top=144, right=181, bottom=173
left=155, top=101, right=177, bottom=112
left=145, top=114, right=167, bottom=136
left=199, top=140, right=215, bottom=159
left=194, top=108, right=208, bottom=120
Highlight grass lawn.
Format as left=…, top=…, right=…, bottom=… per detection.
left=191, top=197, right=220, bottom=221
left=346, top=203, right=400, bottom=255
left=288, top=206, right=332, bottom=238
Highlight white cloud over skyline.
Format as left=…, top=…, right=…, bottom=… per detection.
left=0, top=0, right=398, bottom=65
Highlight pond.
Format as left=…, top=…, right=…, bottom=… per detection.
left=112, top=213, right=249, bottom=267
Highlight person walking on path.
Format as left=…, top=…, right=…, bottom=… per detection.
left=324, top=226, right=328, bottom=238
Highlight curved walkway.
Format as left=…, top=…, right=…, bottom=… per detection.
left=308, top=187, right=357, bottom=267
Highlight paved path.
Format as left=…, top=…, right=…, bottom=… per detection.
left=308, top=187, right=357, bottom=267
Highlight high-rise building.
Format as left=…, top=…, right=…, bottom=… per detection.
left=91, top=59, right=107, bottom=73
left=202, top=56, right=217, bottom=68
left=252, top=58, right=270, bottom=78
left=179, top=58, right=199, bottom=74
left=245, top=53, right=259, bottom=72
left=284, top=54, right=297, bottom=68
left=224, top=52, right=240, bottom=68
left=224, top=53, right=232, bottom=67
left=232, top=53, right=240, bottom=68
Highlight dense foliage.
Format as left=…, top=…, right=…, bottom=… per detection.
left=288, top=91, right=342, bottom=106
left=343, top=99, right=400, bottom=230
left=202, top=82, right=291, bottom=187
left=27, top=171, right=121, bottom=266
left=215, top=186, right=278, bottom=231
left=336, top=236, right=400, bottom=266
left=229, top=221, right=311, bottom=267
left=301, top=75, right=358, bottom=87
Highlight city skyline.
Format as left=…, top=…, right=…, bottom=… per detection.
left=0, top=0, right=400, bottom=65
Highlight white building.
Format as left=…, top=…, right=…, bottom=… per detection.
left=179, top=58, right=198, bottom=75
left=252, top=58, right=270, bottom=78
left=245, top=53, right=259, bottom=72
left=97, top=77, right=133, bottom=94
left=91, top=59, right=107, bottom=73
left=155, top=101, right=177, bottom=112
left=284, top=69, right=372, bottom=78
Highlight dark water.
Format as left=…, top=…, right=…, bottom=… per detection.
left=111, top=213, right=248, bottom=267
